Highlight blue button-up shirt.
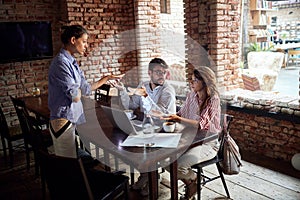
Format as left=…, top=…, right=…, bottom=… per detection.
left=48, top=49, right=92, bottom=124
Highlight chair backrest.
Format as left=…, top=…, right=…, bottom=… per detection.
left=288, top=49, right=300, bottom=65
left=0, top=106, right=10, bottom=138
left=218, top=114, right=234, bottom=157
left=94, top=84, right=111, bottom=102
left=38, top=150, right=94, bottom=200
left=10, top=96, right=31, bottom=137
left=10, top=96, right=45, bottom=150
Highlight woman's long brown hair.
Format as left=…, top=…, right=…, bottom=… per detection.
left=193, top=66, right=219, bottom=111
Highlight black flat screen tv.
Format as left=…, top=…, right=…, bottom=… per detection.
left=0, top=21, right=53, bottom=63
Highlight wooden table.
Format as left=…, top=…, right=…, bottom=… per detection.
left=77, top=106, right=218, bottom=200
left=20, top=94, right=218, bottom=200
left=20, top=94, right=105, bottom=120
left=274, top=43, right=300, bottom=67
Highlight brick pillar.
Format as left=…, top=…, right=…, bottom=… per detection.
left=184, top=0, right=241, bottom=91
left=134, top=0, right=161, bottom=82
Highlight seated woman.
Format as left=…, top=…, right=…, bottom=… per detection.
left=163, top=66, right=221, bottom=199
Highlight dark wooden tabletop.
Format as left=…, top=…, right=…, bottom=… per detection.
left=20, top=94, right=105, bottom=120
left=20, top=94, right=50, bottom=120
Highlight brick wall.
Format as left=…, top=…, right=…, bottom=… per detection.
left=184, top=0, right=242, bottom=92
left=65, top=0, right=137, bottom=86
left=0, top=0, right=62, bottom=126
left=0, top=0, right=242, bottom=127
left=221, top=89, right=300, bottom=162
left=227, top=108, right=300, bottom=162
left=0, top=0, right=243, bottom=124
left=0, top=0, right=138, bottom=126
left=133, top=0, right=161, bottom=82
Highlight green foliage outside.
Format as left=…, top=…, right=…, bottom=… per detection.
left=248, top=43, right=274, bottom=52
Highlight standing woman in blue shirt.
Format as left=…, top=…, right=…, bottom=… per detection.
left=48, top=25, right=116, bottom=158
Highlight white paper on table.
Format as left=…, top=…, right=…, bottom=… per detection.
left=120, top=133, right=182, bottom=148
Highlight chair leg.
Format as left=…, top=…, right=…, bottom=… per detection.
left=25, top=143, right=31, bottom=170
left=8, top=141, right=14, bottom=168
left=216, top=163, right=230, bottom=198
left=130, top=165, right=135, bottom=185
left=75, top=129, right=84, bottom=149
left=196, top=168, right=202, bottom=200
left=114, top=157, right=119, bottom=171
left=124, top=181, right=130, bottom=200
left=1, top=138, right=7, bottom=160
left=33, top=150, right=40, bottom=176
left=41, top=172, right=46, bottom=199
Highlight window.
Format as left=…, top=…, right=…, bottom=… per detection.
left=160, top=0, right=170, bottom=14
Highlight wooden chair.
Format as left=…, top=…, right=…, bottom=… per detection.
left=275, top=48, right=286, bottom=68
left=0, top=105, right=24, bottom=168
left=38, top=149, right=129, bottom=200
left=10, top=96, right=52, bottom=175
left=191, top=114, right=233, bottom=200
left=94, top=84, right=111, bottom=103
left=287, top=49, right=300, bottom=67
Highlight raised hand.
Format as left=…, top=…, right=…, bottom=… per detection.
left=110, top=74, right=125, bottom=79
left=110, top=79, right=125, bottom=91
left=134, top=87, right=147, bottom=97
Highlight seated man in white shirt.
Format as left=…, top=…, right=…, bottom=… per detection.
left=115, top=57, right=176, bottom=196
left=118, top=58, right=176, bottom=116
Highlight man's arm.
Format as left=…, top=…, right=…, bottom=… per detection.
left=154, top=85, right=177, bottom=114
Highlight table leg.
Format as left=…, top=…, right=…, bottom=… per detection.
left=170, top=160, right=178, bottom=200
left=130, top=165, right=135, bottom=185
left=148, top=170, right=158, bottom=200
left=103, top=151, right=111, bottom=172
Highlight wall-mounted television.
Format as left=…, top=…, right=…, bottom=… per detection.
left=0, top=21, right=53, bottom=63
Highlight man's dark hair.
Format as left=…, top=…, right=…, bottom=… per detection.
left=148, top=58, right=168, bottom=71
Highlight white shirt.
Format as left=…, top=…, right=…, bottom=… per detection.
left=120, top=81, right=176, bottom=114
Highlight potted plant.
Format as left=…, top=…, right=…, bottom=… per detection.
left=280, top=31, right=288, bottom=44
left=248, top=42, right=274, bottom=52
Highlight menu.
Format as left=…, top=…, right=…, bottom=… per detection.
left=120, top=133, right=182, bottom=148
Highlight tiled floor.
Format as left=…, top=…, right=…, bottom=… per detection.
left=0, top=141, right=299, bottom=200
